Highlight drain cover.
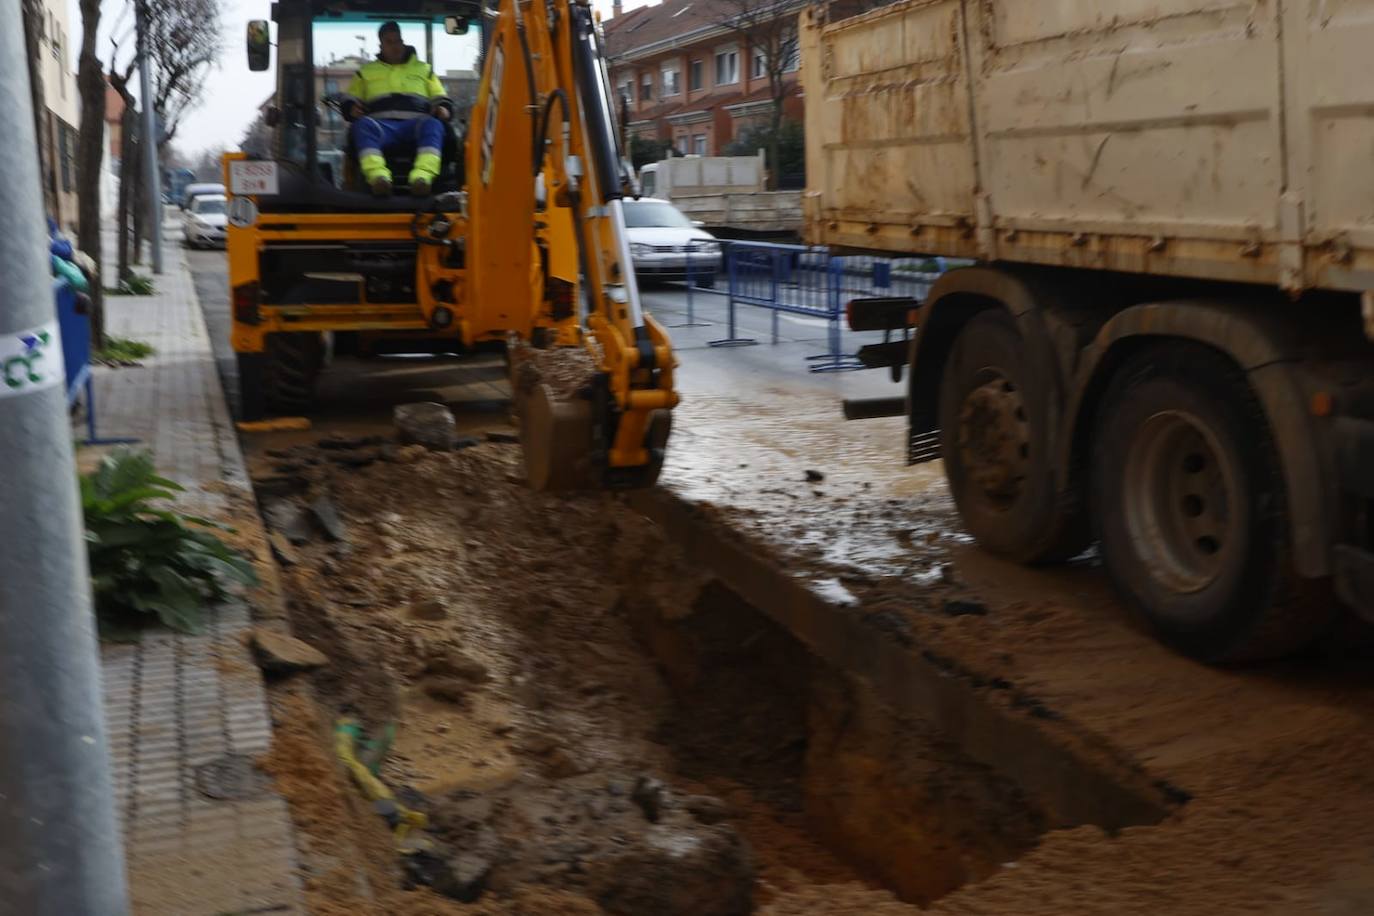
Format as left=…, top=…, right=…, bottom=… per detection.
left=194, top=753, right=270, bottom=801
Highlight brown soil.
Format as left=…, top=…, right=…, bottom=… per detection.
left=251, top=435, right=933, bottom=914
left=242, top=360, right=1374, bottom=916
left=655, top=374, right=1374, bottom=916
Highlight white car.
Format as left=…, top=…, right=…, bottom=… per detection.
left=623, top=198, right=721, bottom=284
left=182, top=195, right=228, bottom=249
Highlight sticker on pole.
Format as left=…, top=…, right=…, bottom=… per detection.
left=1, top=321, right=62, bottom=399
left=229, top=160, right=279, bottom=196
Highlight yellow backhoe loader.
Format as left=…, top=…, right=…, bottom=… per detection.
left=226, top=0, right=676, bottom=488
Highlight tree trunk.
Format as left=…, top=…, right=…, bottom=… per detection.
left=76, top=0, right=107, bottom=348
left=767, top=75, right=784, bottom=192
left=21, top=0, right=56, bottom=217
left=117, top=103, right=136, bottom=280
left=132, top=144, right=144, bottom=265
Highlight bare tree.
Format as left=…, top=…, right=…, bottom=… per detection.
left=193, top=145, right=229, bottom=182
left=715, top=0, right=805, bottom=189
left=239, top=114, right=274, bottom=159
left=76, top=0, right=108, bottom=346
left=107, top=0, right=222, bottom=277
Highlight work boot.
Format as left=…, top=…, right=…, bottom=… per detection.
left=369, top=174, right=393, bottom=197
left=409, top=175, right=433, bottom=198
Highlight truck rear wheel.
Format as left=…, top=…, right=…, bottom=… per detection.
left=1091, top=343, right=1333, bottom=662
left=938, top=310, right=1086, bottom=562
left=237, top=333, right=323, bottom=421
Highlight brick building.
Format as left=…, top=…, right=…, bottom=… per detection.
left=603, top=0, right=805, bottom=158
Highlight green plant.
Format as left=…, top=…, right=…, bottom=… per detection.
left=107, top=273, right=155, bottom=296
left=723, top=119, right=806, bottom=187
left=629, top=134, right=676, bottom=170
left=82, top=449, right=258, bottom=637
left=94, top=336, right=155, bottom=365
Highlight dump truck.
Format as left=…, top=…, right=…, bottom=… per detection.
left=640, top=152, right=802, bottom=237
left=225, top=0, right=677, bottom=489
left=801, top=0, right=1374, bottom=660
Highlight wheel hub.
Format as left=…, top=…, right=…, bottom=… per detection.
left=957, top=376, right=1030, bottom=503
left=1123, top=410, right=1237, bottom=595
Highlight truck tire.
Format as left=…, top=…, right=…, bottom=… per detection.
left=264, top=332, right=322, bottom=416
left=1091, top=343, right=1333, bottom=662
left=237, top=333, right=323, bottom=421
left=938, top=310, right=1085, bottom=562
left=237, top=352, right=267, bottom=422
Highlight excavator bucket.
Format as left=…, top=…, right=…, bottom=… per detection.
left=518, top=381, right=596, bottom=491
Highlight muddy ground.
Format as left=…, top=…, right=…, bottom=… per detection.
left=231, top=355, right=1374, bottom=916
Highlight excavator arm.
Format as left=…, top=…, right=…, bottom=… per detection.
left=467, top=0, right=679, bottom=488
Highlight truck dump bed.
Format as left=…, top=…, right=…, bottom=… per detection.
left=800, top=0, right=1374, bottom=294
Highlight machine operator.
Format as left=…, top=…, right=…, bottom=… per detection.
left=341, top=20, right=454, bottom=197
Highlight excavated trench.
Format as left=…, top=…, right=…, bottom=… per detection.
left=248, top=434, right=1170, bottom=914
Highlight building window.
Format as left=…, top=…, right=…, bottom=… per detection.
left=751, top=46, right=767, bottom=80
left=714, top=47, right=738, bottom=86
left=51, top=24, right=62, bottom=62
left=59, top=122, right=74, bottom=192
left=692, top=134, right=707, bottom=156
left=661, top=64, right=680, bottom=97
left=784, top=43, right=800, bottom=72
left=640, top=72, right=653, bottom=102
left=688, top=59, right=703, bottom=92
left=618, top=78, right=634, bottom=106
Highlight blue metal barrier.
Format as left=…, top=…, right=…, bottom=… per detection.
left=55, top=278, right=136, bottom=445
left=697, top=241, right=940, bottom=372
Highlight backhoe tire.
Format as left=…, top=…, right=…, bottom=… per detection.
left=938, top=310, right=1087, bottom=563
left=1091, top=343, right=1334, bottom=662
left=237, top=333, right=323, bottom=421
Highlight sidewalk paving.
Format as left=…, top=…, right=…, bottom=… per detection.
left=88, top=238, right=303, bottom=915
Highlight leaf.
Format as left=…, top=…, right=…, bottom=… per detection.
left=147, top=567, right=204, bottom=634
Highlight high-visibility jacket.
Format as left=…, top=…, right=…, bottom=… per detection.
left=344, top=48, right=451, bottom=120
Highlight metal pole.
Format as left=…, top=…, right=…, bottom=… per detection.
left=0, top=0, right=131, bottom=908
left=136, top=0, right=163, bottom=274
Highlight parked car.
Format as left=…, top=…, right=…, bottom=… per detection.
left=182, top=195, right=228, bottom=248
left=623, top=198, right=720, bottom=284
left=180, top=182, right=225, bottom=210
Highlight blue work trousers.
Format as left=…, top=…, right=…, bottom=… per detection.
left=352, top=116, right=445, bottom=179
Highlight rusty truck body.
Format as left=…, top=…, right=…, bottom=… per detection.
left=801, top=0, right=1374, bottom=660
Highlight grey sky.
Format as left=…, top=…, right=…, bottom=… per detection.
left=67, top=0, right=648, bottom=156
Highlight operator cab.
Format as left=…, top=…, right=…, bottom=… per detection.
left=247, top=0, right=484, bottom=212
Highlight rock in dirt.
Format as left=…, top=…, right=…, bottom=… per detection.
left=425, top=647, right=491, bottom=683
left=804, top=469, right=826, bottom=483
left=631, top=775, right=666, bottom=823
left=485, top=430, right=519, bottom=444
left=545, top=747, right=592, bottom=779
left=433, top=852, right=493, bottom=903
left=318, top=434, right=385, bottom=450
left=683, top=794, right=732, bottom=825
left=253, top=474, right=309, bottom=499
left=250, top=628, right=329, bottom=674
left=395, top=402, right=457, bottom=451
left=942, top=598, right=988, bottom=617
left=409, top=598, right=450, bottom=621
left=453, top=435, right=481, bottom=450
left=264, top=501, right=314, bottom=546
left=423, top=677, right=471, bottom=705
left=267, top=532, right=299, bottom=567
left=308, top=494, right=349, bottom=542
